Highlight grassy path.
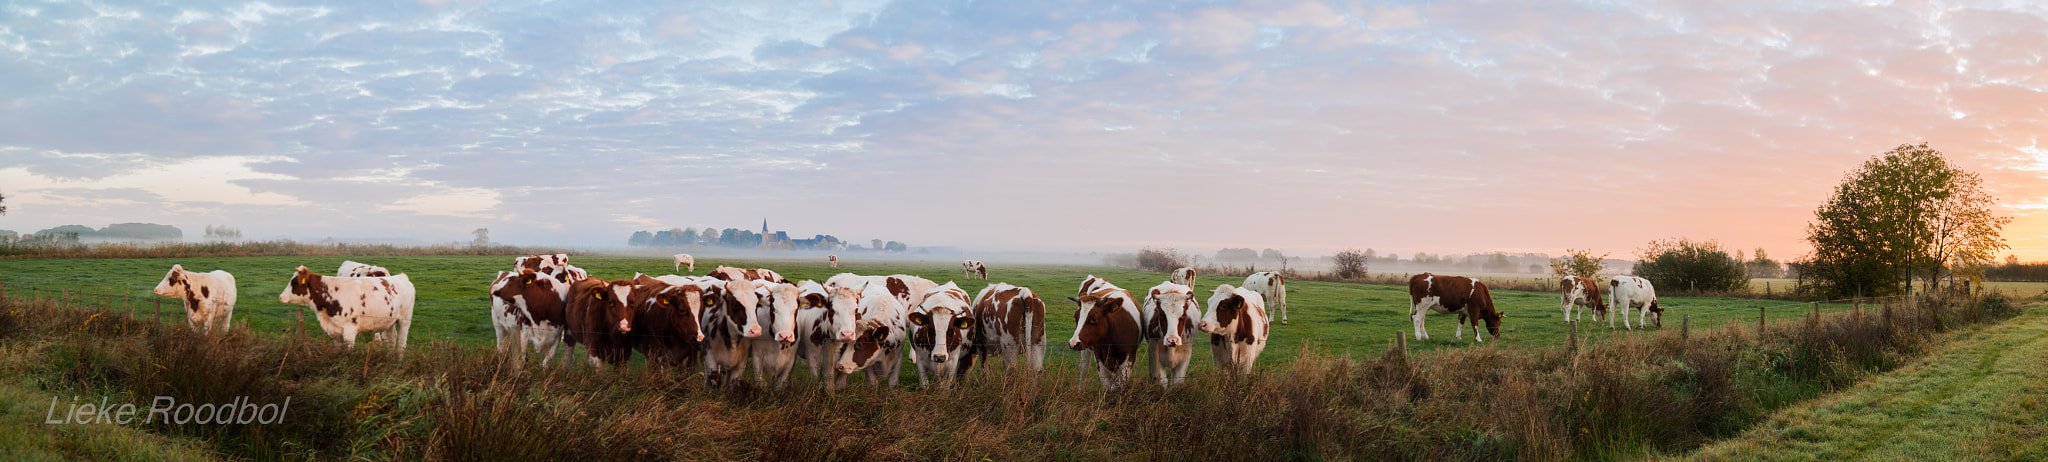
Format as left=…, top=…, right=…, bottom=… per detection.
left=1673, top=303, right=2048, bottom=461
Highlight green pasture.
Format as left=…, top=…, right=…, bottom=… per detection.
left=0, top=256, right=1885, bottom=372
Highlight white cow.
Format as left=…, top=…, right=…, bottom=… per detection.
left=1608, top=276, right=1663, bottom=329
left=829, top=255, right=839, bottom=268
left=674, top=254, right=696, bottom=273
left=152, top=265, right=238, bottom=334
left=792, top=281, right=860, bottom=389
left=749, top=281, right=802, bottom=389
left=963, top=260, right=988, bottom=280
left=835, top=280, right=909, bottom=387
left=489, top=269, right=572, bottom=368
left=338, top=261, right=390, bottom=277
left=279, top=266, right=416, bottom=353
left=908, top=282, right=977, bottom=388
left=1243, top=272, right=1289, bottom=325
left=1200, top=284, right=1270, bottom=375
left=969, top=282, right=1046, bottom=374
left=1171, top=267, right=1197, bottom=287
left=1142, top=282, right=1201, bottom=388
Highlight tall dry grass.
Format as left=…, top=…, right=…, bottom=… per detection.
left=0, top=289, right=2023, bottom=460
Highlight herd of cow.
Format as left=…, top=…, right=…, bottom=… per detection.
left=143, top=254, right=1667, bottom=391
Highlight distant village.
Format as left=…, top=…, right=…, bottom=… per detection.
left=626, top=220, right=917, bottom=253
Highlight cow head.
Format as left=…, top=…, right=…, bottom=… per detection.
left=910, top=284, right=975, bottom=363
left=708, top=278, right=762, bottom=338
left=658, top=284, right=706, bottom=342
left=1648, top=301, right=1663, bottom=327
left=153, top=264, right=187, bottom=298
left=278, top=266, right=322, bottom=306
left=1067, top=289, right=1128, bottom=351
left=836, top=317, right=901, bottom=374
left=1146, top=283, right=1199, bottom=347
left=755, top=282, right=801, bottom=343
left=1198, top=284, right=1242, bottom=335
left=825, top=285, right=861, bottom=341
left=580, top=278, right=636, bottom=333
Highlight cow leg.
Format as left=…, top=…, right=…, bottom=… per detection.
left=339, top=325, right=360, bottom=349
left=1455, top=313, right=1467, bottom=339
left=1170, top=346, right=1191, bottom=387
left=1149, top=343, right=1169, bottom=388
left=1411, top=305, right=1430, bottom=340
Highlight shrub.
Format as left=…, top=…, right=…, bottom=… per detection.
left=1134, top=247, right=1186, bottom=273
left=1331, top=249, right=1369, bottom=279
left=1633, top=238, right=1749, bottom=293
left=1549, top=249, right=1609, bottom=279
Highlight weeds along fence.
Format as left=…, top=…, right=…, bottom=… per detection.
left=0, top=278, right=2026, bottom=460
left=0, top=240, right=577, bottom=260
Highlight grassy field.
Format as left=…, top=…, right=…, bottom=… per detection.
left=0, top=255, right=1905, bottom=375
left=1672, top=301, right=2048, bottom=461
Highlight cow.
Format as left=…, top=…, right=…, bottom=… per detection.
left=338, top=261, right=389, bottom=277
left=1067, top=280, right=1142, bottom=391
left=563, top=278, right=637, bottom=368
left=1071, top=275, right=1119, bottom=375
left=1142, top=282, right=1201, bottom=388
left=1200, top=284, right=1270, bottom=375
left=1244, top=272, right=1289, bottom=325
left=1171, top=267, right=1197, bottom=287
left=1407, top=273, right=1505, bottom=342
left=963, top=260, right=988, bottom=280
left=515, top=254, right=588, bottom=283
left=626, top=274, right=707, bottom=371
left=489, top=269, right=572, bottom=369
left=673, top=254, right=696, bottom=273
left=969, top=282, right=1046, bottom=374
left=826, top=273, right=939, bottom=316
left=1560, top=276, right=1607, bottom=323
left=710, top=266, right=788, bottom=284
left=749, top=281, right=803, bottom=389
left=793, top=281, right=860, bottom=389
left=701, top=278, right=763, bottom=387
left=1608, top=276, right=1663, bottom=329
left=153, top=265, right=237, bottom=334
left=835, top=279, right=909, bottom=388
left=278, top=266, right=416, bottom=353
left=829, top=255, right=839, bottom=268
left=908, top=282, right=977, bottom=388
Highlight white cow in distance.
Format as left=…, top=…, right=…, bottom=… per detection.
left=153, top=265, right=238, bottom=334
left=674, top=254, right=695, bottom=273
left=1608, top=276, right=1663, bottom=329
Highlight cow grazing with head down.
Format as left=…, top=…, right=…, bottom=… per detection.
left=793, top=281, right=860, bottom=388
left=626, top=274, right=707, bottom=371
left=1244, top=272, right=1289, bottom=325
left=1067, top=280, right=1142, bottom=391
left=1608, top=276, right=1663, bottom=329
left=908, top=282, right=977, bottom=388
left=1560, top=276, right=1607, bottom=323
left=835, top=280, right=908, bottom=387
left=153, top=265, right=238, bottom=334
left=969, top=282, right=1046, bottom=374
left=564, top=278, right=637, bottom=368
left=963, top=260, right=988, bottom=280
left=489, top=269, right=572, bottom=368
left=1143, top=282, right=1202, bottom=388
left=1201, top=284, right=1270, bottom=375
left=1171, top=268, right=1197, bottom=287
left=1408, top=273, right=1505, bottom=342
left=701, top=278, right=764, bottom=387
left=749, top=280, right=803, bottom=389
left=673, top=254, right=696, bottom=273
left=279, top=266, right=416, bottom=352
left=338, top=261, right=390, bottom=277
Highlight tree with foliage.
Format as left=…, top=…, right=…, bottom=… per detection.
left=677, top=228, right=699, bottom=245
left=628, top=230, right=653, bottom=247
left=1801, top=143, right=2010, bottom=297
left=1260, top=248, right=1286, bottom=262
left=1633, top=238, right=1748, bottom=293
left=1136, top=247, right=1186, bottom=273
left=651, top=230, right=677, bottom=247
left=1745, top=248, right=1784, bottom=278
left=471, top=228, right=490, bottom=246
left=1331, top=248, right=1370, bottom=279
left=1550, top=249, right=1609, bottom=279
left=884, top=241, right=908, bottom=252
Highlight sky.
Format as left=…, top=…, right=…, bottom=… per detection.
left=2, top=0, right=2046, bottom=260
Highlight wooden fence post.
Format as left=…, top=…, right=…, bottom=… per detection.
left=1681, top=314, right=1690, bottom=343
left=1568, top=321, right=1578, bottom=353
left=61, top=289, right=68, bottom=308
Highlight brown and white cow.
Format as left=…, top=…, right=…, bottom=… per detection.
left=1200, top=284, right=1270, bottom=375
left=1407, top=273, right=1505, bottom=342
left=279, top=266, right=416, bottom=352
left=1560, top=276, right=1607, bottom=323
left=963, top=260, right=988, bottom=280
left=835, top=280, right=908, bottom=387
left=1067, top=280, right=1142, bottom=391
left=489, top=269, right=571, bottom=368
left=1171, top=267, right=1197, bottom=287
left=710, top=266, right=789, bottom=284
left=673, top=254, right=695, bottom=273
left=1142, top=282, right=1202, bottom=388
left=1243, top=272, right=1288, bottom=325
left=749, top=281, right=803, bottom=389
left=793, top=281, right=860, bottom=389
left=908, top=282, right=977, bottom=388
left=969, top=282, right=1046, bottom=374
left=826, top=273, right=939, bottom=315
left=829, top=255, right=839, bottom=268
left=564, top=278, right=637, bottom=368
left=515, top=254, right=589, bottom=283
left=1071, top=275, right=1118, bottom=375
left=153, top=265, right=238, bottom=334
left=338, top=261, right=390, bottom=277
left=626, top=274, right=707, bottom=371
left=1608, top=276, right=1663, bottom=329
left=700, top=277, right=763, bottom=387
